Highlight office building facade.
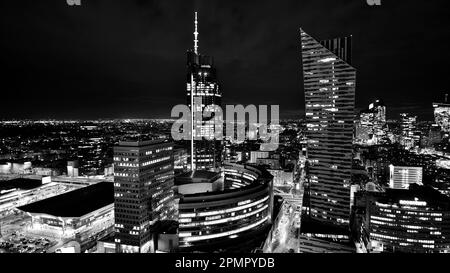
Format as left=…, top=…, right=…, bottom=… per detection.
left=300, top=28, right=356, bottom=226
left=389, top=165, right=423, bottom=189
left=113, top=140, right=176, bottom=253
left=356, top=99, right=387, bottom=145
left=177, top=163, right=273, bottom=252
left=400, top=113, right=419, bottom=149
left=353, top=185, right=450, bottom=253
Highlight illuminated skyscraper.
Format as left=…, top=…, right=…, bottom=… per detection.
left=300, top=28, right=356, bottom=227
left=389, top=165, right=423, bottom=189
left=187, top=12, right=222, bottom=171
left=370, top=99, right=387, bottom=143
left=400, top=113, right=419, bottom=149
left=113, top=139, right=175, bottom=253
left=356, top=99, right=387, bottom=145
left=433, top=96, right=450, bottom=136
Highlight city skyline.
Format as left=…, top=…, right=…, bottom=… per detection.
left=2, top=0, right=448, bottom=120
left=1, top=0, right=450, bottom=259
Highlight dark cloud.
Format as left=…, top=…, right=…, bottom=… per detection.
left=1, top=0, right=448, bottom=120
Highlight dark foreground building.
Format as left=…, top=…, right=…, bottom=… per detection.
left=352, top=184, right=450, bottom=253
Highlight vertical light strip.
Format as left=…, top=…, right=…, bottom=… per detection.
left=191, top=74, right=195, bottom=171
left=194, top=12, right=199, bottom=54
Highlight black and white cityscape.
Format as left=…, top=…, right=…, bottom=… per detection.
left=1, top=0, right=450, bottom=256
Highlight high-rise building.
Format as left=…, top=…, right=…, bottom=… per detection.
left=356, top=99, right=387, bottom=145
left=187, top=12, right=222, bottom=171
left=67, top=160, right=79, bottom=177
left=433, top=100, right=450, bottom=135
left=173, top=147, right=189, bottom=174
left=300, top=29, right=356, bottom=227
left=400, top=113, right=419, bottom=149
left=352, top=185, right=450, bottom=253
left=113, top=139, right=176, bottom=253
left=249, top=150, right=270, bottom=164
left=421, top=124, right=442, bottom=148
left=389, top=165, right=423, bottom=189
left=356, top=110, right=373, bottom=144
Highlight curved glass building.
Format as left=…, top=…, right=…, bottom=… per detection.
left=176, top=163, right=273, bottom=251
left=353, top=185, right=450, bottom=253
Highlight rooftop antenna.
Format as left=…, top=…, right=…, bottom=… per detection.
left=194, top=12, right=199, bottom=54
left=190, top=11, right=198, bottom=172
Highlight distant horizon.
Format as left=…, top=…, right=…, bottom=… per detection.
left=2, top=0, right=448, bottom=121
left=0, top=102, right=445, bottom=121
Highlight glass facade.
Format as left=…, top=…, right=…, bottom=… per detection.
left=187, top=50, right=223, bottom=171
left=356, top=100, right=387, bottom=145
left=354, top=186, right=450, bottom=253
left=177, top=164, right=273, bottom=250
left=113, top=140, right=175, bottom=253
left=400, top=113, right=419, bottom=149
left=300, top=29, right=356, bottom=226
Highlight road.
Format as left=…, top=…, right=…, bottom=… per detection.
left=263, top=156, right=305, bottom=253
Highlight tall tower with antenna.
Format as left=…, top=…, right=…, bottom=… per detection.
left=186, top=12, right=223, bottom=171
left=193, top=11, right=199, bottom=54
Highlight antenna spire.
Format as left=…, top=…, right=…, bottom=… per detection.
left=194, top=12, right=199, bottom=54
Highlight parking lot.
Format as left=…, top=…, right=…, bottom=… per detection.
left=0, top=231, right=57, bottom=253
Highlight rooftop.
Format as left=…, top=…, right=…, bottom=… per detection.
left=117, top=138, right=170, bottom=147
left=0, top=178, right=42, bottom=196
left=300, top=218, right=350, bottom=236
left=177, top=170, right=220, bottom=181
left=18, top=182, right=114, bottom=218
left=382, top=184, right=450, bottom=209
left=151, top=220, right=178, bottom=234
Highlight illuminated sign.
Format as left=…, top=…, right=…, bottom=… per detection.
left=399, top=199, right=427, bottom=206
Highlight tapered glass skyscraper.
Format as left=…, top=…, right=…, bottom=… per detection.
left=300, top=29, right=356, bottom=227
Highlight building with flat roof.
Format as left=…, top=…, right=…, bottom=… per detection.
left=96, top=233, right=116, bottom=253
left=113, top=139, right=176, bottom=253
left=352, top=184, right=450, bottom=253
left=389, top=165, right=423, bottom=189
left=0, top=178, right=42, bottom=195
left=18, top=182, right=114, bottom=252
left=19, top=182, right=113, bottom=217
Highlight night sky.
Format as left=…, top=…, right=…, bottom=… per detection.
left=1, top=0, right=448, bottom=120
